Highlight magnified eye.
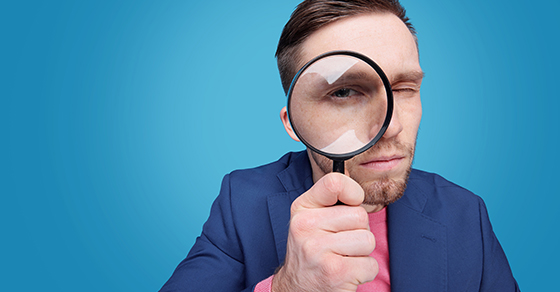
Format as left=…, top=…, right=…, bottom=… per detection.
left=332, top=88, right=358, bottom=98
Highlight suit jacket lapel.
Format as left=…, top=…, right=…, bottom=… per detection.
left=267, top=152, right=314, bottom=264
left=388, top=176, right=448, bottom=292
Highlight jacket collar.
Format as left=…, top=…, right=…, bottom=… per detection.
left=387, top=170, right=447, bottom=291
left=277, top=151, right=314, bottom=198
left=267, top=152, right=313, bottom=263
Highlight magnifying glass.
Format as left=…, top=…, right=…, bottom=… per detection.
left=287, top=51, right=393, bottom=174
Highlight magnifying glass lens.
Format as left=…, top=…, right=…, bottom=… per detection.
left=289, top=54, right=389, bottom=156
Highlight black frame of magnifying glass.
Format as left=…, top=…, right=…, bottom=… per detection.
left=286, top=50, right=394, bottom=173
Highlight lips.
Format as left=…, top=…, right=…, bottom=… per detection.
left=359, top=155, right=405, bottom=172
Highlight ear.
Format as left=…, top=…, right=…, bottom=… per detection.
left=280, top=106, right=300, bottom=142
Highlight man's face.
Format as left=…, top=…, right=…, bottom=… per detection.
left=281, top=13, right=423, bottom=210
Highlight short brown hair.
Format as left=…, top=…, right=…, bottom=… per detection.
left=276, top=0, right=416, bottom=94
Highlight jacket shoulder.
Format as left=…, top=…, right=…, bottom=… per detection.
left=403, top=168, right=488, bottom=230
left=227, top=152, right=299, bottom=196
left=408, top=168, right=484, bottom=208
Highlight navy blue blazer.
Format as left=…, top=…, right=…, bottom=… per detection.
left=161, top=151, right=519, bottom=291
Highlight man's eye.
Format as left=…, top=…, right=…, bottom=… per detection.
left=392, top=88, right=416, bottom=94
left=332, top=88, right=357, bottom=98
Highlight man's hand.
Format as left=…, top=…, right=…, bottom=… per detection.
left=272, top=172, right=378, bottom=292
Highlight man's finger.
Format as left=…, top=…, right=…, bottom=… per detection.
left=326, top=229, right=376, bottom=257
left=319, top=254, right=379, bottom=289
left=291, top=205, right=370, bottom=233
left=292, top=173, right=364, bottom=211
left=346, top=256, right=379, bottom=286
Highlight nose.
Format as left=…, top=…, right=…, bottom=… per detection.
left=381, top=102, right=403, bottom=140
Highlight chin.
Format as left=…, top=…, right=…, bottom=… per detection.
left=360, top=166, right=411, bottom=206
left=352, top=155, right=413, bottom=205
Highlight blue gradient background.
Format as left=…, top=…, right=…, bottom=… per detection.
left=2, top=0, right=558, bottom=290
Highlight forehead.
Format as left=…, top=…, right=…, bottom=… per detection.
left=299, top=13, right=420, bottom=79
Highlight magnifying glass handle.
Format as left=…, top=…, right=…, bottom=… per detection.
left=333, top=159, right=344, bottom=205
left=333, top=160, right=345, bottom=174
left=333, top=160, right=346, bottom=205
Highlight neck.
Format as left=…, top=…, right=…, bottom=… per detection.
left=362, top=203, right=385, bottom=213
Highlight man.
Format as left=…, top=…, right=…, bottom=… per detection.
left=160, top=0, right=519, bottom=291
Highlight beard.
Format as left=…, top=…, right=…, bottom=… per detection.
left=310, top=137, right=416, bottom=207
left=358, top=166, right=411, bottom=206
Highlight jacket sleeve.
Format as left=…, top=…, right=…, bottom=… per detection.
left=478, top=198, right=520, bottom=291
left=159, top=174, right=256, bottom=292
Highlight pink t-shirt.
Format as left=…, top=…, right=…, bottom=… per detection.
left=255, top=207, right=390, bottom=292
left=357, top=207, right=390, bottom=291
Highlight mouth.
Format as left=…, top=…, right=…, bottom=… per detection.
left=359, top=155, right=405, bottom=172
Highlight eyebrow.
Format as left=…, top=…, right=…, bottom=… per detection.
left=391, top=70, right=425, bottom=83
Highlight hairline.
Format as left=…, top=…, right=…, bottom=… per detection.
left=277, top=11, right=419, bottom=94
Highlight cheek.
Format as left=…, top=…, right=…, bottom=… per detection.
left=413, top=98, right=422, bottom=127
left=399, top=97, right=422, bottom=132
left=309, top=150, right=333, bottom=180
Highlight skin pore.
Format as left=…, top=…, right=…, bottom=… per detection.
left=281, top=12, right=423, bottom=213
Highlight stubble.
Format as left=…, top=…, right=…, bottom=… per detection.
left=311, top=138, right=415, bottom=207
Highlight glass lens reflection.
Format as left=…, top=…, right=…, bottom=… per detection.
left=289, top=55, right=388, bottom=155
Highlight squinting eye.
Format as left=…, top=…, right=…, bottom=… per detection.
left=393, top=85, right=419, bottom=92
left=332, top=88, right=357, bottom=98
left=392, top=88, right=416, bottom=94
